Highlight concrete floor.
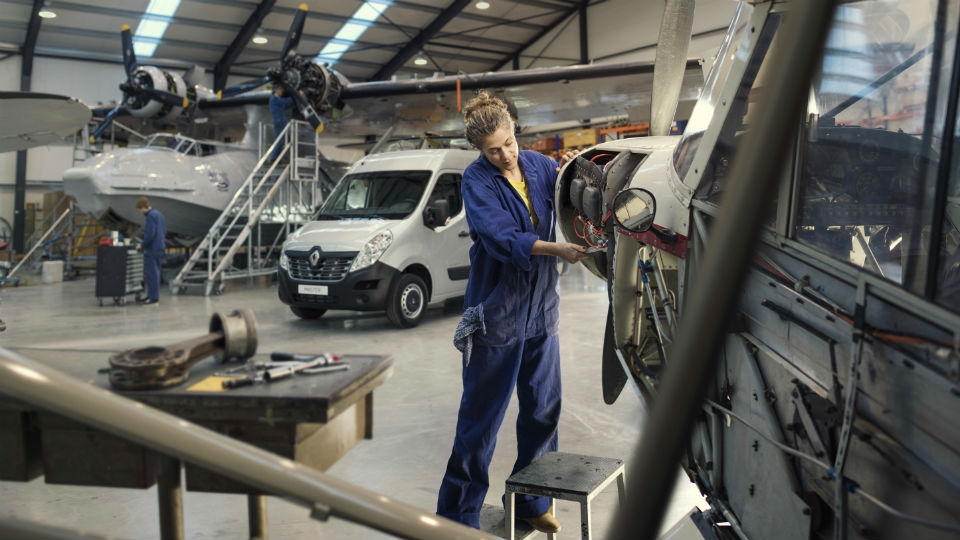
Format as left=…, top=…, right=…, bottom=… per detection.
left=0, top=265, right=704, bottom=539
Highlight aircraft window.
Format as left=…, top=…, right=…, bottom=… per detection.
left=177, top=140, right=196, bottom=155
left=693, top=12, right=784, bottom=227
left=935, top=119, right=960, bottom=309
left=196, top=143, right=217, bottom=157
left=145, top=134, right=181, bottom=150
left=426, top=173, right=463, bottom=218
left=674, top=2, right=755, bottom=182
left=318, top=170, right=432, bottom=220
left=794, top=0, right=951, bottom=295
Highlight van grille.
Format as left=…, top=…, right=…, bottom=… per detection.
left=287, top=252, right=356, bottom=282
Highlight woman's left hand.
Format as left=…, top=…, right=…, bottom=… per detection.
left=556, top=150, right=579, bottom=172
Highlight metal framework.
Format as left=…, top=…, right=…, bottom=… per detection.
left=214, top=0, right=276, bottom=92
left=372, top=0, right=472, bottom=81
left=493, top=2, right=583, bottom=70
left=171, top=120, right=326, bottom=296
left=12, top=0, right=43, bottom=254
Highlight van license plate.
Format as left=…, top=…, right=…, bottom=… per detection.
left=298, top=284, right=328, bottom=296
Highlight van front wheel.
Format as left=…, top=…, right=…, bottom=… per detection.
left=387, top=273, right=428, bottom=329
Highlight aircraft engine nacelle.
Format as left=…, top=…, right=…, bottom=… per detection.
left=281, top=56, right=347, bottom=116
left=125, top=65, right=188, bottom=122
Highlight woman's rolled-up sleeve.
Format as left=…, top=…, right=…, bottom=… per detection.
left=463, top=172, right=538, bottom=271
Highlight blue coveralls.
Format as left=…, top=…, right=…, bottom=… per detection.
left=437, top=150, right=563, bottom=528
left=142, top=208, right=167, bottom=302
left=269, top=93, right=294, bottom=160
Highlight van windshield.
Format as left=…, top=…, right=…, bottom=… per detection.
left=317, top=170, right=431, bottom=219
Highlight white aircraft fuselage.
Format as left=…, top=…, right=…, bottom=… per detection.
left=63, top=133, right=258, bottom=237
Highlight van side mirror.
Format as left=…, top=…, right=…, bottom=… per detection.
left=612, top=188, right=656, bottom=233
left=423, top=199, right=451, bottom=229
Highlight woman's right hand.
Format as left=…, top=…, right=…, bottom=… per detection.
left=532, top=240, right=590, bottom=263
left=554, top=242, right=589, bottom=264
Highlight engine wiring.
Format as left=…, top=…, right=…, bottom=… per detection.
left=704, top=399, right=960, bottom=534
left=568, top=153, right=619, bottom=252
left=573, top=215, right=605, bottom=248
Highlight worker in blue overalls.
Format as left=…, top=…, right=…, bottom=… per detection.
left=135, top=196, right=166, bottom=306
left=437, top=91, right=587, bottom=532
left=269, top=85, right=294, bottom=161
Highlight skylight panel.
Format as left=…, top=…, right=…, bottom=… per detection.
left=132, top=0, right=182, bottom=58
left=315, top=1, right=391, bottom=65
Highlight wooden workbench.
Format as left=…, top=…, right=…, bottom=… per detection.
left=0, top=352, right=393, bottom=539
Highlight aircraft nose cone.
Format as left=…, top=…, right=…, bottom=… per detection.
left=62, top=167, right=108, bottom=218
left=62, top=167, right=93, bottom=182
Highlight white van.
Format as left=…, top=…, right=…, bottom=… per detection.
left=277, top=149, right=479, bottom=328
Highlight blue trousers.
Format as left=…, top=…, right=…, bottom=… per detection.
left=437, top=333, right=561, bottom=528
left=144, top=252, right=162, bottom=301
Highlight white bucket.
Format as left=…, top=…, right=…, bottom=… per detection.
left=41, top=260, right=64, bottom=283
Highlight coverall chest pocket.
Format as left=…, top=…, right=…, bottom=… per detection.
left=478, top=274, right=519, bottom=347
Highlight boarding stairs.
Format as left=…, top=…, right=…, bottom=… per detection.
left=170, top=120, right=325, bottom=296
left=9, top=197, right=104, bottom=282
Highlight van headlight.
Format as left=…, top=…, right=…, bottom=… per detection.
left=279, top=252, right=289, bottom=271
left=350, top=230, right=393, bottom=272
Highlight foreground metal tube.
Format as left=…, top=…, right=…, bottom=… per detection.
left=0, top=347, right=494, bottom=540
left=608, top=1, right=837, bottom=538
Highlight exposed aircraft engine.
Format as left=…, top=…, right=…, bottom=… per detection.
left=279, top=56, right=346, bottom=117
left=556, top=149, right=645, bottom=282
left=125, top=66, right=188, bottom=122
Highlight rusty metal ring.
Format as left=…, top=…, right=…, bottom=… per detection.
left=209, top=309, right=258, bottom=361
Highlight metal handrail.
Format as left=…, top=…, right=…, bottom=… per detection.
left=8, top=208, right=72, bottom=280
left=0, top=347, right=493, bottom=540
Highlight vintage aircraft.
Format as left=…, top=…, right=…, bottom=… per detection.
left=60, top=4, right=705, bottom=239
left=557, top=0, right=960, bottom=538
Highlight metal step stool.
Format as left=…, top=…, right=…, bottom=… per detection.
left=505, top=451, right=625, bottom=540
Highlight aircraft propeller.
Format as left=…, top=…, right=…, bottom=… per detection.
left=91, top=26, right=197, bottom=141
left=600, top=0, right=696, bottom=405
left=220, top=3, right=326, bottom=131
left=650, top=0, right=696, bottom=137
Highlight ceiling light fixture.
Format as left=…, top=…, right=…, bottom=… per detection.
left=475, top=1, right=490, bottom=10
left=252, top=29, right=268, bottom=44
left=38, top=1, right=56, bottom=18
left=414, top=52, right=428, bottom=66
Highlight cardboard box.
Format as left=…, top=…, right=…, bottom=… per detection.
left=563, top=128, right=597, bottom=149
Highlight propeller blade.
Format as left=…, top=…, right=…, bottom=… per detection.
left=120, top=25, right=137, bottom=82
left=220, top=76, right=272, bottom=98
left=90, top=105, right=123, bottom=141
left=281, top=3, right=309, bottom=59
left=602, top=306, right=628, bottom=405
left=285, top=83, right=323, bottom=132
left=650, top=0, right=695, bottom=137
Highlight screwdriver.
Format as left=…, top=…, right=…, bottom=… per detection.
left=270, top=352, right=334, bottom=362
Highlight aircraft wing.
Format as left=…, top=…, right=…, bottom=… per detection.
left=0, top=92, right=91, bottom=152
left=199, top=60, right=704, bottom=139
left=336, top=60, right=703, bottom=137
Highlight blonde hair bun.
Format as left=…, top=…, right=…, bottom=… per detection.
left=463, top=90, right=513, bottom=148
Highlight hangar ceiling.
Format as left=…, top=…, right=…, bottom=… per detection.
left=0, top=0, right=596, bottom=83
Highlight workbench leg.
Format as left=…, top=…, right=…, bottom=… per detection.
left=158, top=456, right=184, bottom=540
left=364, top=392, right=374, bottom=439
left=247, top=494, right=268, bottom=540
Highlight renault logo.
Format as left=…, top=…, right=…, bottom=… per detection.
left=309, top=250, right=321, bottom=268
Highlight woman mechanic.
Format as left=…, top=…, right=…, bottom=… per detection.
left=437, top=91, right=588, bottom=532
